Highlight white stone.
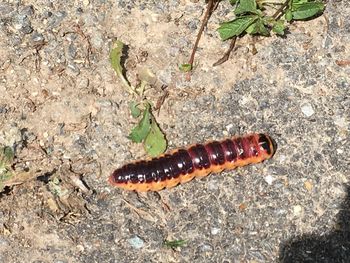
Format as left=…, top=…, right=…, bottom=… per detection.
left=334, top=116, right=347, bottom=129
left=128, top=236, right=144, bottom=249
left=264, top=175, right=275, bottom=185
left=300, top=102, right=315, bottom=117
left=226, top=124, right=233, bottom=132
left=293, top=205, right=303, bottom=217
left=211, top=227, right=221, bottom=235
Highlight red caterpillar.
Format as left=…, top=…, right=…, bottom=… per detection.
left=109, top=133, right=276, bottom=192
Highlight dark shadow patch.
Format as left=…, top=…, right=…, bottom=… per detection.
left=0, top=186, right=12, bottom=198
left=36, top=169, right=57, bottom=184
left=279, top=185, right=350, bottom=263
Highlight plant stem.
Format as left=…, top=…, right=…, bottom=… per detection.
left=188, top=0, right=217, bottom=68
left=258, top=0, right=285, bottom=5
left=272, top=0, right=291, bottom=19
left=213, top=36, right=237, bottom=66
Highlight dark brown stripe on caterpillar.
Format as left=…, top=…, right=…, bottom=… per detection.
left=109, top=133, right=276, bottom=192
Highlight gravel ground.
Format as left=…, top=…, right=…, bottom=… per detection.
left=0, top=0, right=349, bottom=262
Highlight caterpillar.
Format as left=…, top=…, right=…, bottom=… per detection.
left=109, top=133, right=276, bottom=192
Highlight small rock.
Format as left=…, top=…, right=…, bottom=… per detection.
left=0, top=124, right=22, bottom=147
left=66, top=63, right=80, bottom=76
left=304, top=181, right=313, bottom=191
left=300, top=102, right=315, bottom=117
left=48, top=11, right=67, bottom=28
left=20, top=5, right=34, bottom=16
left=336, top=148, right=343, bottom=154
left=128, top=236, right=144, bottom=249
left=76, top=244, right=84, bottom=252
left=199, top=244, right=213, bottom=252
left=67, top=44, right=77, bottom=59
left=264, top=175, right=275, bottom=185
left=226, top=124, right=233, bottom=132
left=333, top=116, right=347, bottom=129
left=31, top=31, right=45, bottom=43
left=293, top=205, right=303, bottom=217
left=77, top=77, right=90, bottom=89
left=90, top=31, right=103, bottom=49
left=211, top=227, right=220, bottom=235
left=187, top=18, right=200, bottom=31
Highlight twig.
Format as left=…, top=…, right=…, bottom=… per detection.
left=188, top=0, right=217, bottom=67
left=272, top=0, right=290, bottom=20
left=213, top=36, right=237, bottom=66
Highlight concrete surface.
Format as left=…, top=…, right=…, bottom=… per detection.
left=0, top=0, right=349, bottom=262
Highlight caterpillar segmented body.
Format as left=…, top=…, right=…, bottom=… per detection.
left=109, top=133, right=276, bottom=192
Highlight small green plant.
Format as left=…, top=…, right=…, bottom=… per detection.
left=0, top=146, right=15, bottom=191
left=218, top=0, right=325, bottom=40
left=185, top=0, right=325, bottom=68
left=48, top=177, right=69, bottom=197
left=164, top=239, right=187, bottom=249
left=110, top=40, right=167, bottom=157
left=179, top=63, right=193, bottom=73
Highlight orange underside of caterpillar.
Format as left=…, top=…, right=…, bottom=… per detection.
left=109, top=133, right=276, bottom=192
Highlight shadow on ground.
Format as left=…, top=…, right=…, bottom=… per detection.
left=279, top=185, right=350, bottom=263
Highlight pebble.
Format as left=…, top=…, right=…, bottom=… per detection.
left=76, top=244, right=85, bottom=252
left=20, top=5, right=34, bottom=17
left=187, top=18, right=200, bottom=31
left=300, top=102, right=315, bottom=117
left=211, top=227, right=221, bottom=235
left=293, top=205, right=303, bottom=217
left=128, top=236, right=144, bottom=249
left=333, top=116, right=347, bottom=129
left=48, top=11, right=67, bottom=28
left=67, top=44, right=77, bottom=59
left=31, top=31, right=45, bottom=43
left=226, top=124, right=233, bottom=132
left=77, top=77, right=90, bottom=89
left=304, top=181, right=313, bottom=191
left=66, top=63, right=80, bottom=76
left=90, top=31, right=103, bottom=49
left=264, top=175, right=275, bottom=185
left=199, top=244, right=213, bottom=252
left=0, top=124, right=22, bottom=147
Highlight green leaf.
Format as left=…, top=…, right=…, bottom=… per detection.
left=291, top=2, right=325, bottom=20
left=48, top=177, right=69, bottom=197
left=129, top=101, right=141, bottom=118
left=164, top=239, right=186, bottom=249
left=0, top=146, right=15, bottom=192
left=179, top=63, right=192, bottom=72
left=144, top=117, right=167, bottom=157
left=245, top=18, right=269, bottom=36
left=218, top=15, right=258, bottom=40
left=1, top=147, right=14, bottom=165
left=235, top=0, right=258, bottom=15
left=292, top=0, right=310, bottom=5
left=272, top=20, right=286, bottom=35
left=128, top=104, right=151, bottom=143
left=110, top=40, right=135, bottom=94
left=285, top=9, right=293, bottom=22
left=229, top=0, right=238, bottom=5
